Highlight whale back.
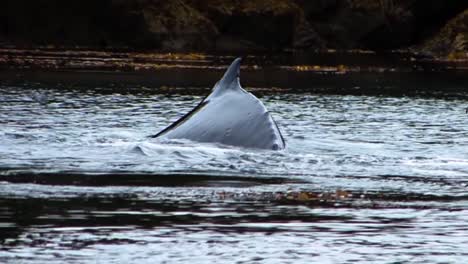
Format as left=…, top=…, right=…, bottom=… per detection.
left=153, top=58, right=285, bottom=150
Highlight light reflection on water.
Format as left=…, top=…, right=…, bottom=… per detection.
left=0, top=86, right=468, bottom=263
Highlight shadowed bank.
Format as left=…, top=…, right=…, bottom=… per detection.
left=1, top=0, right=468, bottom=59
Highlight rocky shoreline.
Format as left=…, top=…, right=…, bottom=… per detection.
left=1, top=48, right=467, bottom=97
left=1, top=47, right=467, bottom=72
left=1, top=1, right=467, bottom=59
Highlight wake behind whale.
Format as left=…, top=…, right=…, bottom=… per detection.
left=152, top=58, right=285, bottom=150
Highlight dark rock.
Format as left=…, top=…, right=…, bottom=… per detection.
left=0, top=0, right=151, bottom=48
left=421, top=8, right=468, bottom=58
left=190, top=0, right=307, bottom=51
left=134, top=0, right=218, bottom=50
left=359, top=0, right=468, bottom=50
left=0, top=0, right=467, bottom=54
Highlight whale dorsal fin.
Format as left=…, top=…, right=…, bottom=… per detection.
left=209, top=57, right=243, bottom=98
left=152, top=57, right=285, bottom=150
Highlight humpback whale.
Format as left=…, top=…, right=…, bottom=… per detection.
left=152, top=58, right=285, bottom=150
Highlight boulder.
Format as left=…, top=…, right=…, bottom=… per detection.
left=421, top=8, right=468, bottom=58
left=136, top=0, right=218, bottom=50
left=190, top=0, right=313, bottom=51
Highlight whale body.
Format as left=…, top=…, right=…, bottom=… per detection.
left=152, top=58, right=285, bottom=150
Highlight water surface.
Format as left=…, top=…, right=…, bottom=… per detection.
left=0, top=84, right=467, bottom=263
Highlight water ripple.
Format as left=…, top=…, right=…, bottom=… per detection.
left=1, top=86, right=467, bottom=263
